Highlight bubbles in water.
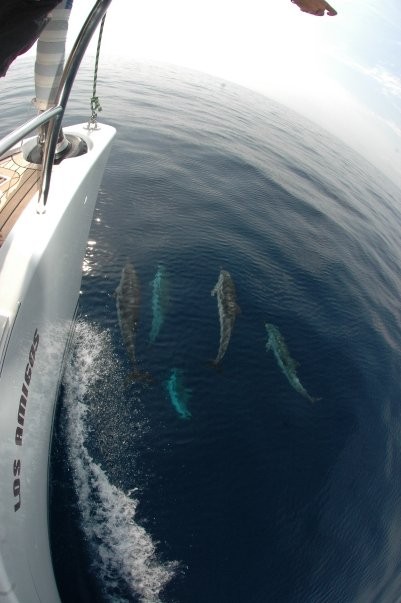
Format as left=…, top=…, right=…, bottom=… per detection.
left=62, top=320, right=178, bottom=602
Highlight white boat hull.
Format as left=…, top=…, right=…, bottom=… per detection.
left=0, top=123, right=115, bottom=602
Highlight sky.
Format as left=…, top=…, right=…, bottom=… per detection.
left=51, top=0, right=401, bottom=187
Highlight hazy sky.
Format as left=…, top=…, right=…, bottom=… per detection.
left=66, top=0, right=400, bottom=186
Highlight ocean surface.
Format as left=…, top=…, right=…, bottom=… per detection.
left=2, top=56, right=401, bottom=603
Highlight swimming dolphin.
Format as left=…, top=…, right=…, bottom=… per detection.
left=211, top=269, right=240, bottom=366
left=265, top=323, right=318, bottom=403
left=149, top=263, right=169, bottom=344
left=115, top=262, right=152, bottom=383
left=165, top=368, right=192, bottom=419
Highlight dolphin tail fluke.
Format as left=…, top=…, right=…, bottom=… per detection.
left=207, top=358, right=223, bottom=373
left=303, top=390, right=322, bottom=404
left=126, top=368, right=154, bottom=386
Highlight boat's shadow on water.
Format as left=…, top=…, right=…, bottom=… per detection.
left=50, top=413, right=105, bottom=602
left=50, top=321, right=179, bottom=603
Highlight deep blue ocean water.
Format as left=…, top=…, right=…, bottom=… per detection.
left=2, top=57, right=401, bottom=603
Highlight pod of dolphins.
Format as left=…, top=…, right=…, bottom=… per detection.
left=114, top=262, right=320, bottom=418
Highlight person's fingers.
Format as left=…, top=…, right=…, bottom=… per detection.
left=324, top=1, right=337, bottom=15
left=294, top=0, right=337, bottom=16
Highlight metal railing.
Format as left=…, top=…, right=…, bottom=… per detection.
left=0, top=0, right=112, bottom=212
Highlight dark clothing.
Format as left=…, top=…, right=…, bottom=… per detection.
left=0, top=0, right=62, bottom=77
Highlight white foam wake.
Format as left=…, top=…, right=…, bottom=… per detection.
left=62, top=321, right=178, bottom=602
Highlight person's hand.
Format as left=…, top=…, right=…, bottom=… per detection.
left=291, top=0, right=337, bottom=16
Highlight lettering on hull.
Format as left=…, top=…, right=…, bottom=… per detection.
left=13, top=328, right=39, bottom=512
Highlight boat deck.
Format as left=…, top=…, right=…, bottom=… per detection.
left=0, top=152, right=40, bottom=246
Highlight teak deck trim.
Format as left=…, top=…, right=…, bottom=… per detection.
left=0, top=152, right=41, bottom=247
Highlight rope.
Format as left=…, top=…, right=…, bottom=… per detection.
left=88, top=13, right=107, bottom=128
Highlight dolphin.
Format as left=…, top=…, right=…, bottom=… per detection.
left=165, top=368, right=192, bottom=419
left=114, top=262, right=152, bottom=383
left=265, top=322, right=319, bottom=403
left=211, top=269, right=240, bottom=367
left=149, top=263, right=169, bottom=344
